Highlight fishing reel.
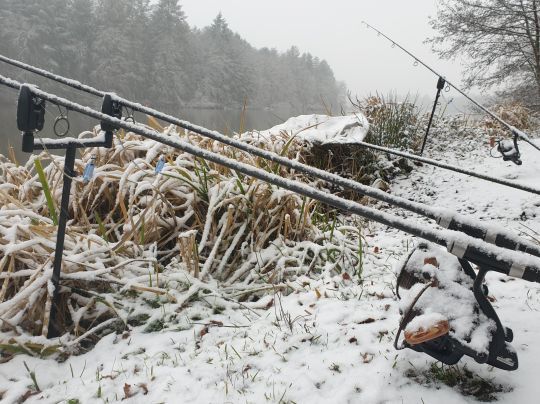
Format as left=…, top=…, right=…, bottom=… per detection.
left=395, top=242, right=518, bottom=371
left=497, top=135, right=522, bottom=165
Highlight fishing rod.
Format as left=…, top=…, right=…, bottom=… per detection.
left=1, top=54, right=539, bottom=258
left=2, top=74, right=539, bottom=282
left=5, top=77, right=540, bottom=370
left=361, top=21, right=540, bottom=156
left=340, top=140, right=540, bottom=195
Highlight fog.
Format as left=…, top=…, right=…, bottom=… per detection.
left=182, top=0, right=466, bottom=97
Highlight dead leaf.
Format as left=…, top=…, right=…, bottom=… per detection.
left=138, top=383, right=148, bottom=395
left=265, top=298, right=274, bottom=309
left=123, top=383, right=133, bottom=400
left=361, top=353, right=374, bottom=364
left=315, top=288, right=321, bottom=299
left=424, top=257, right=439, bottom=267
left=342, top=272, right=351, bottom=281
left=199, top=326, right=209, bottom=338
left=19, top=390, right=39, bottom=402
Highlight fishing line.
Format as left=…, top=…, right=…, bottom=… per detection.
left=1, top=73, right=539, bottom=281
left=1, top=54, right=535, bottom=189
left=1, top=56, right=539, bottom=256
left=361, top=21, right=540, bottom=154
left=350, top=140, right=539, bottom=194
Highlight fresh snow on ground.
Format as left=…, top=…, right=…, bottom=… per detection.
left=1, top=129, right=539, bottom=404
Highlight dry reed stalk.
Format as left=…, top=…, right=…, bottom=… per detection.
left=178, top=231, right=199, bottom=278
left=0, top=122, right=361, bottom=346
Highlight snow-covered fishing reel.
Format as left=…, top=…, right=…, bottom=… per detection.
left=497, top=135, right=522, bottom=165
left=395, top=243, right=518, bottom=371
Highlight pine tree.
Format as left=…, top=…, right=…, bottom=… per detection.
left=149, top=0, right=192, bottom=108
left=92, top=0, right=135, bottom=95
left=67, top=0, right=97, bottom=81
left=0, top=1, right=344, bottom=111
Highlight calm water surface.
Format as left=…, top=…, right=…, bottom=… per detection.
left=0, top=92, right=306, bottom=162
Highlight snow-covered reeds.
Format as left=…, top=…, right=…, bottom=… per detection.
left=265, top=95, right=423, bottom=201
left=483, top=100, right=536, bottom=140
left=0, top=122, right=361, bottom=353
left=355, top=93, right=423, bottom=150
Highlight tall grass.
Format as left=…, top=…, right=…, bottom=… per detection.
left=0, top=122, right=361, bottom=344
left=299, top=94, right=422, bottom=199
left=354, top=93, right=424, bottom=150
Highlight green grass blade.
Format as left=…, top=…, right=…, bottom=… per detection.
left=34, top=158, right=58, bottom=225
left=94, top=211, right=109, bottom=242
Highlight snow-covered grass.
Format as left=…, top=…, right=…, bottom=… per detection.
left=1, top=114, right=539, bottom=403
left=0, top=120, right=362, bottom=351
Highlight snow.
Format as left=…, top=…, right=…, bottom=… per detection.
left=9, top=72, right=538, bottom=261
left=1, top=92, right=540, bottom=401
left=252, top=113, right=370, bottom=145
left=405, top=312, right=448, bottom=334
left=398, top=242, right=495, bottom=353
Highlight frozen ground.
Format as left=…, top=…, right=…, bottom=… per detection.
left=0, top=132, right=539, bottom=403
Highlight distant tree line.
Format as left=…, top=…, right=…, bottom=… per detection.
left=0, top=0, right=345, bottom=112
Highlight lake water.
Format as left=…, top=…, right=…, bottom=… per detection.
left=0, top=92, right=308, bottom=162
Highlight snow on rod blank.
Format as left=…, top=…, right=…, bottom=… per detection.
left=328, top=140, right=540, bottom=195
left=361, top=21, right=540, bottom=153
left=1, top=74, right=540, bottom=282
left=1, top=54, right=538, bottom=193
left=0, top=54, right=539, bottom=258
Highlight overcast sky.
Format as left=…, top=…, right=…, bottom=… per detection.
left=181, top=0, right=466, bottom=98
